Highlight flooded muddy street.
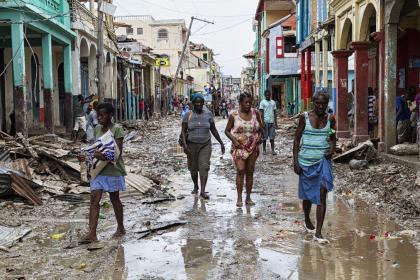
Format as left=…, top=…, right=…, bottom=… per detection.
left=118, top=119, right=419, bottom=280
left=1, top=117, right=419, bottom=279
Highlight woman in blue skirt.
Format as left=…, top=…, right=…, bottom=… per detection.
left=293, top=91, right=336, bottom=244
left=79, top=102, right=127, bottom=243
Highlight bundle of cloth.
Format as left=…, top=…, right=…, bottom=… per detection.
left=81, top=130, right=120, bottom=180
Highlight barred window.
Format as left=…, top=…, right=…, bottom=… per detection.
left=158, top=29, right=168, bottom=39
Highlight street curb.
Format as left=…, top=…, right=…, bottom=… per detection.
left=381, top=153, right=420, bottom=171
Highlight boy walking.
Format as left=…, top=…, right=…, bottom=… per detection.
left=259, top=90, right=278, bottom=155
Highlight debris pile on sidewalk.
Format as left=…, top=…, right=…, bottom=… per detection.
left=335, top=161, right=420, bottom=241
left=333, top=140, right=378, bottom=170
left=0, top=125, right=165, bottom=204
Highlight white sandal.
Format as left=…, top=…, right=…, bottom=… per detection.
left=313, top=236, right=330, bottom=244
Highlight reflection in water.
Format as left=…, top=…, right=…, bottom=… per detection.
left=112, top=246, right=127, bottom=280
left=297, top=198, right=419, bottom=279
left=181, top=239, right=213, bottom=280
left=192, top=196, right=207, bottom=213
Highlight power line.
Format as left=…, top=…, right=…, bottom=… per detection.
left=192, top=17, right=252, bottom=36
left=138, top=0, right=255, bottom=18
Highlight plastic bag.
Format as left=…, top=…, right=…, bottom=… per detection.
left=81, top=130, right=120, bottom=180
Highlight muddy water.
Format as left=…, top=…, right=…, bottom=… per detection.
left=118, top=120, right=419, bottom=280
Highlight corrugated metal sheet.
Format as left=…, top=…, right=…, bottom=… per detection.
left=125, top=173, right=154, bottom=194
left=0, top=225, right=31, bottom=248
left=0, top=149, right=10, bottom=162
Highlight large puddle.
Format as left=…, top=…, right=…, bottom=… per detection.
left=117, top=120, right=419, bottom=279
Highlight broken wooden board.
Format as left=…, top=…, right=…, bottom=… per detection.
left=10, top=173, right=42, bottom=206
left=333, top=140, right=376, bottom=163
left=134, top=221, right=188, bottom=235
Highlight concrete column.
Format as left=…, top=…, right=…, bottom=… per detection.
left=372, top=31, right=385, bottom=143
left=300, top=51, right=306, bottom=107
left=384, top=23, right=398, bottom=151
left=42, top=34, right=54, bottom=133
left=351, top=41, right=370, bottom=143
left=89, top=0, right=95, bottom=13
left=332, top=50, right=353, bottom=138
left=64, top=44, right=73, bottom=133
left=305, top=48, right=312, bottom=108
left=322, top=36, right=329, bottom=88
left=315, top=40, right=321, bottom=89
left=11, top=22, right=27, bottom=136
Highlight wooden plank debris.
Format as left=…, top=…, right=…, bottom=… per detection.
left=10, top=173, right=42, bottom=206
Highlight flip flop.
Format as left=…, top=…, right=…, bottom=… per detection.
left=78, top=237, right=97, bottom=245
left=200, top=193, right=210, bottom=200
left=313, top=236, right=330, bottom=244
left=305, top=225, right=316, bottom=234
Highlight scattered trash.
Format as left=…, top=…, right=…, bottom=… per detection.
left=398, top=230, right=417, bottom=237
left=50, top=233, right=65, bottom=240
left=0, top=225, right=31, bottom=248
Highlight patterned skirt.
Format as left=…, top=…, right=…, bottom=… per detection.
left=90, top=175, right=126, bottom=192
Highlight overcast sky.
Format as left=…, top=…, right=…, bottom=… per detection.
left=113, top=0, right=258, bottom=77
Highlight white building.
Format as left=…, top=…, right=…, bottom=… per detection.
left=115, top=16, right=191, bottom=79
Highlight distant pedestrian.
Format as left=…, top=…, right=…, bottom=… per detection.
left=259, top=90, right=278, bottom=155
left=78, top=102, right=127, bottom=243
left=86, top=101, right=98, bottom=144
left=73, top=95, right=88, bottom=142
left=396, top=93, right=411, bottom=143
left=9, top=111, right=16, bottom=136
left=181, top=94, right=225, bottom=199
left=139, top=98, right=145, bottom=120
left=225, top=93, right=263, bottom=207
left=368, top=87, right=378, bottom=138
left=173, top=97, right=180, bottom=114
left=293, top=91, right=335, bottom=244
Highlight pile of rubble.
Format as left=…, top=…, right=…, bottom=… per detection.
left=0, top=125, right=160, bottom=206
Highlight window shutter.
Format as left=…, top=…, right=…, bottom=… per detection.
left=276, top=37, right=284, bottom=58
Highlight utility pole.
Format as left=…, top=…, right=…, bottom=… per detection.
left=174, top=17, right=214, bottom=97
left=97, top=0, right=105, bottom=101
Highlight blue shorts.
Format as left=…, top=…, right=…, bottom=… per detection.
left=90, top=175, right=126, bottom=192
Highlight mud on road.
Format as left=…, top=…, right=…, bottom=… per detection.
left=0, top=117, right=419, bottom=279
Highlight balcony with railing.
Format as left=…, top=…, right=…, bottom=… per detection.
left=0, top=0, right=71, bottom=27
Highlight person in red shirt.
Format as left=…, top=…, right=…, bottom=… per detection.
left=139, top=98, right=145, bottom=120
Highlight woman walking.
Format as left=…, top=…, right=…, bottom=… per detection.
left=79, top=102, right=127, bottom=242
left=181, top=94, right=225, bottom=199
left=293, top=92, right=335, bottom=244
left=225, top=93, right=263, bottom=207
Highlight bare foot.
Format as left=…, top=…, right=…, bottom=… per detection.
left=236, top=201, right=243, bottom=207
left=79, top=234, right=98, bottom=244
left=305, top=219, right=315, bottom=230
left=112, top=228, right=126, bottom=239
left=200, top=192, right=210, bottom=200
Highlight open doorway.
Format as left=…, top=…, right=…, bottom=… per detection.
left=58, top=63, right=65, bottom=126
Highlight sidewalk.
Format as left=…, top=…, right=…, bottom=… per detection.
left=381, top=153, right=420, bottom=171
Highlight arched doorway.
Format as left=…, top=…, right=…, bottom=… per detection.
left=57, top=63, right=65, bottom=126
left=31, top=54, right=40, bottom=127
left=360, top=4, right=379, bottom=90
left=340, top=19, right=353, bottom=50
